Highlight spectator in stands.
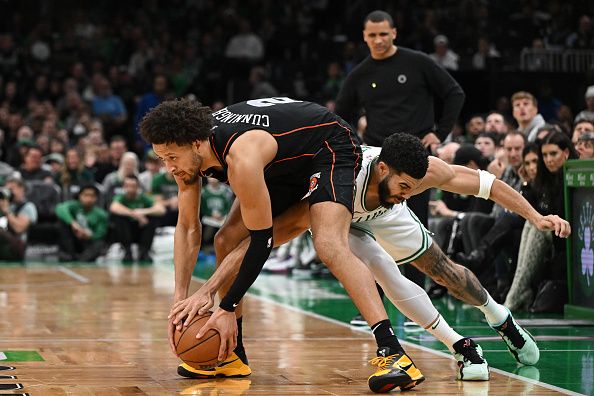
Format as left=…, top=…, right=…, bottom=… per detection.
left=102, top=151, right=139, bottom=198
left=461, top=114, right=485, bottom=143
left=45, top=152, right=64, bottom=176
left=249, top=66, right=278, bottom=99
left=456, top=132, right=526, bottom=275
left=429, top=35, right=459, bottom=71
left=138, top=150, right=161, bottom=193
left=571, top=118, right=594, bottom=145
left=94, top=135, right=127, bottom=183
left=152, top=168, right=178, bottom=227
left=109, top=175, right=165, bottom=262
left=321, top=62, right=344, bottom=101
left=435, top=142, right=460, bottom=164
left=91, top=77, right=127, bottom=139
left=474, top=132, right=498, bottom=160
left=0, top=177, right=37, bottom=260
left=574, top=85, right=594, bottom=123
left=224, top=18, right=264, bottom=63
left=566, top=15, right=593, bottom=49
left=55, top=184, right=108, bottom=262
left=505, top=132, right=578, bottom=312
left=200, top=177, right=233, bottom=247
left=472, top=36, right=500, bottom=70
left=55, top=148, right=94, bottom=197
left=511, top=91, right=545, bottom=142
left=134, top=74, right=170, bottom=150
left=576, top=133, right=594, bottom=160
left=19, top=145, right=53, bottom=183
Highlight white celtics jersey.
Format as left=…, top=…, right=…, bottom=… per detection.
left=352, top=146, right=403, bottom=223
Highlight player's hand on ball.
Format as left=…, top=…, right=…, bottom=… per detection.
left=196, top=308, right=237, bottom=362
left=167, top=317, right=178, bottom=356
left=168, top=288, right=216, bottom=329
left=534, top=215, right=571, bottom=238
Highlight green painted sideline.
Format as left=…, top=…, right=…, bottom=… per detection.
left=0, top=351, right=44, bottom=362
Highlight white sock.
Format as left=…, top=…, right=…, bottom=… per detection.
left=475, top=290, right=509, bottom=326
left=348, top=229, right=463, bottom=353
left=424, top=314, right=464, bottom=353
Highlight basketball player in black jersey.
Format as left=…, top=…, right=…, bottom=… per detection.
left=141, top=98, right=424, bottom=392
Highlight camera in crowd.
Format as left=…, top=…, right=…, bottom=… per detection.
left=0, top=187, right=12, bottom=202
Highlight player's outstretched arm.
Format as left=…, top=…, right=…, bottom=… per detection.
left=422, top=156, right=571, bottom=238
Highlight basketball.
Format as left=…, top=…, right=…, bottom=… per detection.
left=174, top=312, right=221, bottom=369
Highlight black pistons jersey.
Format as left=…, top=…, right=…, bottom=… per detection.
left=201, top=97, right=358, bottom=183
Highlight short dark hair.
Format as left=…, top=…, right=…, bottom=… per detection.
left=364, top=10, right=394, bottom=28
left=379, top=133, right=428, bottom=179
left=140, top=98, right=213, bottom=145
left=123, top=174, right=140, bottom=183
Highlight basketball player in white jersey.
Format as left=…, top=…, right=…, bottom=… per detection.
left=171, top=133, right=570, bottom=386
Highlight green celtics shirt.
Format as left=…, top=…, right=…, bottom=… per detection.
left=55, top=200, right=109, bottom=240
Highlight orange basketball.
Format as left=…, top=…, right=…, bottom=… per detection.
left=174, top=312, right=221, bottom=369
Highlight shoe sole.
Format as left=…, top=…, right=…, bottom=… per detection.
left=178, top=366, right=252, bottom=379
left=369, top=375, right=425, bottom=393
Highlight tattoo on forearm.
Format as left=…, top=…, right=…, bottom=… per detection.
left=413, top=245, right=487, bottom=306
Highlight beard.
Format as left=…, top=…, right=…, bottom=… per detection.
left=377, top=177, right=394, bottom=209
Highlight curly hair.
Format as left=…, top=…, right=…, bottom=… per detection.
left=140, top=98, right=213, bottom=145
left=379, top=133, right=429, bottom=179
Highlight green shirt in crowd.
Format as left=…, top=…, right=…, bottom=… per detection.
left=151, top=172, right=178, bottom=199
left=113, top=193, right=155, bottom=210
left=55, top=200, right=109, bottom=240
left=200, top=184, right=233, bottom=218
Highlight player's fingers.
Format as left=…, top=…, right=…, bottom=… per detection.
left=218, top=337, right=228, bottom=362
left=169, top=303, right=186, bottom=321
left=167, top=322, right=177, bottom=356
left=195, top=320, right=212, bottom=340
left=183, top=306, right=198, bottom=327
left=197, top=298, right=213, bottom=315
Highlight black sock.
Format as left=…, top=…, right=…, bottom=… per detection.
left=371, top=319, right=404, bottom=353
left=233, top=317, right=248, bottom=364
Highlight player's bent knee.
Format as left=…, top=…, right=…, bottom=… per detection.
left=312, top=236, right=346, bottom=268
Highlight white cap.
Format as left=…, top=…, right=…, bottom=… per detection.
left=434, top=34, right=449, bottom=45
left=586, top=85, right=594, bottom=99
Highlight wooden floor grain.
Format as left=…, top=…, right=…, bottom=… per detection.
left=0, top=265, right=562, bottom=395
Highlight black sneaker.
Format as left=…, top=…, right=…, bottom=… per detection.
left=452, top=338, right=489, bottom=380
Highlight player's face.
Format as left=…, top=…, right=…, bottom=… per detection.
left=153, top=142, right=202, bottom=185
left=541, top=143, right=568, bottom=173
left=377, top=166, right=422, bottom=208
left=363, top=20, right=396, bottom=59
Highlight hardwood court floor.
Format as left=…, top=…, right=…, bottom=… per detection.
left=0, top=263, right=583, bottom=395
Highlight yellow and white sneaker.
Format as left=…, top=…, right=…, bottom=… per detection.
left=368, top=347, right=425, bottom=393
left=177, top=352, right=251, bottom=379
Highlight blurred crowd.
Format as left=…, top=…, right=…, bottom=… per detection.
left=0, top=0, right=593, bottom=313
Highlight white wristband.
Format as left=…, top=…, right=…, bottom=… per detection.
left=476, top=170, right=496, bottom=200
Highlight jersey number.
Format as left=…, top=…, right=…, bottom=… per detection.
left=246, top=97, right=302, bottom=107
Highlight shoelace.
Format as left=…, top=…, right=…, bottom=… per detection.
left=369, top=355, right=398, bottom=369
left=498, top=319, right=526, bottom=349
left=458, top=345, right=484, bottom=364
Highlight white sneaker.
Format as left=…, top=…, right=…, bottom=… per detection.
left=453, top=338, right=490, bottom=381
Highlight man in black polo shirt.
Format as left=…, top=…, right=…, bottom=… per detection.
left=335, top=10, right=465, bottom=288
